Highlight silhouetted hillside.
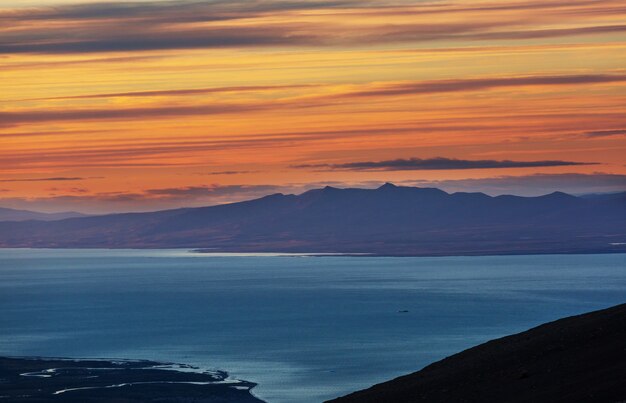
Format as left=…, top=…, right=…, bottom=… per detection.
left=328, top=302, right=626, bottom=403
left=0, top=184, right=625, bottom=255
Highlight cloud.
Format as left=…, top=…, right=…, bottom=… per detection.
left=0, top=0, right=330, bottom=54
left=0, top=102, right=269, bottom=127
left=585, top=129, right=626, bottom=137
left=0, top=181, right=358, bottom=214
left=0, top=184, right=291, bottom=214
left=0, top=28, right=315, bottom=54
left=4, top=22, right=623, bottom=55
left=4, top=73, right=625, bottom=128
left=145, top=184, right=280, bottom=198
left=0, top=176, right=88, bottom=182
left=0, top=0, right=356, bottom=22
left=19, top=73, right=625, bottom=104
left=0, top=55, right=166, bottom=71
left=1, top=0, right=625, bottom=54
left=204, top=171, right=259, bottom=175
left=0, top=129, right=114, bottom=139
left=466, top=24, right=626, bottom=42
left=46, top=187, right=89, bottom=194
left=20, top=84, right=316, bottom=102
left=0, top=135, right=323, bottom=169
left=341, top=74, right=626, bottom=98
left=293, top=157, right=597, bottom=171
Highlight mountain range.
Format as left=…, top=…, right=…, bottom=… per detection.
left=0, top=207, right=87, bottom=222
left=0, top=184, right=624, bottom=255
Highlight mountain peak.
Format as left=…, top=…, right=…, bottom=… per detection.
left=541, top=191, right=577, bottom=200
left=377, top=182, right=398, bottom=191
left=321, top=185, right=340, bottom=193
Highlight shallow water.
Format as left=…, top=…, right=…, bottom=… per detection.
left=1, top=249, right=625, bottom=402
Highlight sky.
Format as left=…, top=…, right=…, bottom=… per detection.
left=1, top=0, right=625, bottom=213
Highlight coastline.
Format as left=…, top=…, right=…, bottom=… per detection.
left=0, top=356, right=265, bottom=402
left=193, top=248, right=626, bottom=258
left=1, top=246, right=626, bottom=258
left=2, top=250, right=625, bottom=402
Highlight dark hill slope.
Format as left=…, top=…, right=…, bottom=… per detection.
left=328, top=303, right=626, bottom=403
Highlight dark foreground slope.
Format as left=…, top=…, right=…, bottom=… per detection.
left=0, top=185, right=625, bottom=255
left=328, top=303, right=626, bottom=403
left=0, top=357, right=263, bottom=402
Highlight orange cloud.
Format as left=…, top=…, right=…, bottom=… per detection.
left=1, top=0, right=625, bottom=212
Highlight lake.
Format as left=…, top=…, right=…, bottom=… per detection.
left=1, top=249, right=625, bottom=402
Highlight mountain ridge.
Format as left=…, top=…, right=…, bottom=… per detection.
left=0, top=207, right=88, bottom=222
left=0, top=184, right=625, bottom=255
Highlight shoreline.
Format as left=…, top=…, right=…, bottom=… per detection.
left=1, top=246, right=626, bottom=258
left=0, top=356, right=265, bottom=402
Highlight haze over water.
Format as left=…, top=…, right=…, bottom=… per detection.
left=1, top=249, right=625, bottom=402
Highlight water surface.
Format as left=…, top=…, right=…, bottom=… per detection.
left=1, top=249, right=625, bottom=402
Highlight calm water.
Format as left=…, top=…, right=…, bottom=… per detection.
left=1, top=249, right=625, bottom=402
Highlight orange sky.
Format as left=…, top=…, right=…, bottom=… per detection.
left=1, top=0, right=626, bottom=213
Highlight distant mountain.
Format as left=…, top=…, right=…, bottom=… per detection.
left=580, top=191, right=626, bottom=202
left=328, top=302, right=626, bottom=403
left=0, top=207, right=87, bottom=222
left=0, top=184, right=625, bottom=255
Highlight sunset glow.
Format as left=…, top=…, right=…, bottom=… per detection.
left=2, top=0, right=626, bottom=212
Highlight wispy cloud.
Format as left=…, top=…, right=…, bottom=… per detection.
left=340, top=74, right=626, bottom=98
left=585, top=129, right=626, bottom=137
left=145, top=184, right=280, bottom=198
left=0, top=103, right=269, bottom=127
left=46, top=187, right=89, bottom=194
left=19, top=84, right=316, bottom=102
left=4, top=22, right=624, bottom=55
left=0, top=176, right=89, bottom=182
left=0, top=129, right=115, bottom=139
left=203, top=171, right=260, bottom=176
left=2, top=0, right=626, bottom=54
left=0, top=0, right=357, bottom=22
left=0, top=55, right=166, bottom=71
left=0, top=182, right=350, bottom=213
left=0, top=183, right=287, bottom=213
left=4, top=73, right=625, bottom=128
left=293, top=157, right=596, bottom=171
left=21, top=73, right=626, bottom=104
